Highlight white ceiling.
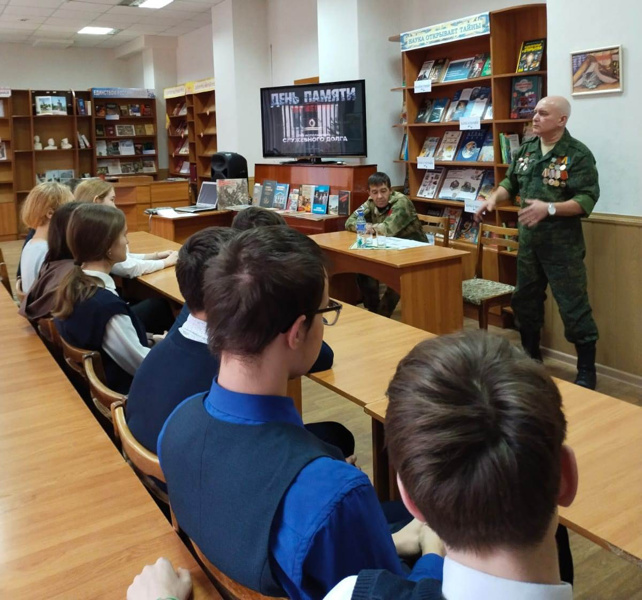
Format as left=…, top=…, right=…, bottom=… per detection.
left=0, top=0, right=223, bottom=48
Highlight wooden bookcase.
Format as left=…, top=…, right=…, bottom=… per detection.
left=92, top=90, right=159, bottom=180
left=193, top=88, right=217, bottom=190
left=0, top=93, right=15, bottom=240
left=395, top=4, right=546, bottom=324
left=165, top=92, right=192, bottom=182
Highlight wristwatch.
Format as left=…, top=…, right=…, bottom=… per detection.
left=547, top=202, right=557, bottom=216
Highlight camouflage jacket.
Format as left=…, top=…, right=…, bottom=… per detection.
left=499, top=128, right=599, bottom=217
left=345, top=191, right=427, bottom=242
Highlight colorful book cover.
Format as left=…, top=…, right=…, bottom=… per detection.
left=399, top=99, right=407, bottom=125
left=217, top=178, right=250, bottom=209
left=469, top=53, right=489, bottom=78
left=399, top=133, right=408, bottom=160
left=428, top=98, right=450, bottom=123
left=328, top=194, right=339, bottom=215
left=105, top=103, right=120, bottom=120
left=442, top=206, right=464, bottom=240
left=438, top=168, right=485, bottom=202
left=259, top=179, right=277, bottom=208
left=312, top=184, right=330, bottom=214
left=481, top=55, right=492, bottom=77
left=516, top=39, right=545, bottom=72
left=457, top=212, right=480, bottom=243
left=434, top=131, right=463, bottom=161
left=483, top=103, right=493, bottom=119
left=144, top=124, right=155, bottom=135
left=444, top=90, right=464, bottom=122
left=135, top=124, right=146, bottom=136
left=338, top=190, right=351, bottom=216
left=252, top=183, right=263, bottom=205
left=286, top=188, right=300, bottom=211
left=455, top=130, right=487, bottom=162
left=424, top=206, right=444, bottom=218
left=299, top=184, right=315, bottom=212
left=416, top=60, right=435, bottom=81
left=442, top=57, right=475, bottom=82
left=476, top=170, right=495, bottom=203
left=417, top=167, right=446, bottom=199
left=510, top=76, right=542, bottom=119
left=273, top=183, right=289, bottom=210
left=415, top=98, right=433, bottom=123
left=478, top=131, right=495, bottom=162
left=417, top=136, right=441, bottom=158
left=429, top=58, right=449, bottom=82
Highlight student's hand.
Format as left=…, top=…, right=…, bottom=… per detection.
left=155, top=250, right=174, bottom=260
left=418, top=523, right=445, bottom=557
left=127, top=557, right=192, bottom=600
left=162, top=251, right=179, bottom=268
left=345, top=454, right=359, bottom=469
left=151, top=331, right=168, bottom=345
left=392, top=518, right=423, bottom=557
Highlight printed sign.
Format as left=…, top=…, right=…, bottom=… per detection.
left=414, top=80, right=432, bottom=93
left=401, top=13, right=490, bottom=52
left=459, top=116, right=481, bottom=130
left=92, top=87, right=156, bottom=99
left=164, top=85, right=186, bottom=99
left=417, top=157, right=435, bottom=169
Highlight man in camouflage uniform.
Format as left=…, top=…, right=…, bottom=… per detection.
left=476, top=96, right=599, bottom=389
left=345, top=172, right=427, bottom=317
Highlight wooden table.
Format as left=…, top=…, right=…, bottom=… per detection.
left=0, top=290, right=220, bottom=599
left=365, top=382, right=642, bottom=565
left=227, top=208, right=348, bottom=235
left=310, top=231, right=468, bottom=334
left=149, top=210, right=234, bottom=244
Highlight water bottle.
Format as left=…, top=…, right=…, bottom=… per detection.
left=356, top=208, right=366, bottom=247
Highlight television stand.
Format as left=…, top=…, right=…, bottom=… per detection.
left=280, top=157, right=339, bottom=165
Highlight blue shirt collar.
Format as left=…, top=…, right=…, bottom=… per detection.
left=204, top=378, right=304, bottom=427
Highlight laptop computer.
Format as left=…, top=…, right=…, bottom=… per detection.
left=175, top=181, right=218, bottom=213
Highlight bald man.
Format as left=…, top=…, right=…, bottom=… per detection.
left=476, top=96, right=599, bottom=389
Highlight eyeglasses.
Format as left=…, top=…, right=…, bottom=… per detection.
left=314, top=299, right=343, bottom=326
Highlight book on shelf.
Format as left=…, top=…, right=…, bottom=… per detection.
left=415, top=98, right=433, bottom=123
left=476, top=170, right=495, bottom=203
left=35, top=96, right=67, bottom=116
left=252, top=183, right=263, bottom=205
left=438, top=168, right=485, bottom=202
left=417, top=167, right=446, bottom=199
left=96, top=123, right=105, bottom=137
left=478, top=131, right=495, bottom=162
left=312, top=185, right=330, bottom=214
left=129, top=104, right=141, bottom=117
left=120, top=160, right=143, bottom=175
left=444, top=91, right=466, bottom=122
left=142, top=142, right=155, bottom=155
left=105, top=124, right=116, bottom=137
left=399, top=133, right=408, bottom=161
left=86, top=100, right=92, bottom=116
left=134, top=143, right=143, bottom=155
left=481, top=55, right=492, bottom=77
left=418, top=136, right=440, bottom=158
left=416, top=60, right=435, bottom=81
left=516, top=39, right=545, bottom=73
left=177, top=139, right=189, bottom=155
left=119, top=105, right=129, bottom=117
left=142, top=159, right=156, bottom=173
left=338, top=190, right=351, bottom=216
left=217, top=178, right=250, bottom=209
left=328, top=194, right=339, bottom=215
left=76, top=98, right=86, bottom=116
left=0, top=141, right=6, bottom=161
left=81, top=134, right=91, bottom=149
left=76, top=132, right=86, bottom=149
left=96, top=140, right=107, bottom=156
left=179, top=161, right=190, bottom=175
left=428, top=98, right=450, bottom=123
left=106, top=141, right=119, bottom=156
left=424, top=206, right=444, bottom=218
left=455, top=130, right=487, bottom=162
left=510, top=75, right=542, bottom=119
left=399, top=99, right=407, bottom=125
left=428, top=58, right=449, bottom=82
left=457, top=213, right=480, bottom=243
left=144, top=123, right=155, bottom=135
left=273, top=183, right=290, bottom=210
left=116, top=124, right=135, bottom=137
left=105, top=103, right=119, bottom=120
left=97, top=159, right=122, bottom=175
left=469, top=53, right=490, bottom=79
left=483, top=103, right=493, bottom=120
left=464, top=87, right=491, bottom=119
left=299, top=184, right=315, bottom=213
left=443, top=57, right=476, bottom=83
left=286, top=188, right=299, bottom=211
left=35, top=169, right=74, bottom=184
left=135, top=124, right=146, bottom=136
left=499, top=133, right=521, bottom=164
left=96, top=104, right=106, bottom=118
left=142, top=104, right=152, bottom=117
left=442, top=206, right=464, bottom=240
left=434, top=131, right=463, bottom=161
left=172, top=102, right=185, bottom=117
left=259, top=179, right=277, bottom=208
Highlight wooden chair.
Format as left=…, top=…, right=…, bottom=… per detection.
left=0, top=248, right=12, bottom=298
left=37, top=317, right=62, bottom=349
left=418, top=214, right=450, bottom=247
left=462, top=223, right=519, bottom=329
left=85, top=352, right=125, bottom=420
left=60, top=336, right=92, bottom=380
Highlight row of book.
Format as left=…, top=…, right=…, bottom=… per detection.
left=171, top=102, right=188, bottom=117
left=415, top=129, right=494, bottom=163
left=96, top=140, right=155, bottom=157
left=97, top=158, right=156, bottom=176
left=172, top=138, right=190, bottom=156
left=254, top=181, right=351, bottom=216
left=172, top=121, right=189, bottom=137
left=96, top=123, right=155, bottom=137
left=426, top=206, right=518, bottom=245
left=412, top=86, right=492, bottom=124
left=417, top=167, right=494, bottom=203
left=96, top=103, right=153, bottom=120
left=415, top=53, right=490, bottom=84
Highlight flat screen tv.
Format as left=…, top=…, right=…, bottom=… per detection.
left=260, top=79, right=367, bottom=161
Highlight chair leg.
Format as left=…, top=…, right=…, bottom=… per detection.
left=479, top=302, right=489, bottom=329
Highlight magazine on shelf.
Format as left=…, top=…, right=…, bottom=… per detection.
left=417, top=167, right=446, bottom=199
left=455, top=130, right=487, bottom=162
left=434, top=131, right=463, bottom=161
left=442, top=206, right=464, bottom=240
left=478, top=131, right=495, bottom=162
left=443, top=57, right=476, bottom=82
left=418, top=136, right=440, bottom=158
left=516, top=39, right=545, bottom=72
left=438, top=168, right=485, bottom=202
left=510, top=76, right=542, bottom=119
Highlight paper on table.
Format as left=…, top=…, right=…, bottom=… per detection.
left=349, top=236, right=432, bottom=250
left=156, top=209, right=194, bottom=219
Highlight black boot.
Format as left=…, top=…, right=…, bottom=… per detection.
left=520, top=329, right=542, bottom=361
left=574, top=342, right=597, bottom=390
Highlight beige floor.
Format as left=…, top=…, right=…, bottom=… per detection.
left=3, top=238, right=641, bottom=599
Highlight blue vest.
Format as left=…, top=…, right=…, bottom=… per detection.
left=352, top=571, right=443, bottom=600
left=160, top=393, right=345, bottom=597
left=54, top=288, right=148, bottom=394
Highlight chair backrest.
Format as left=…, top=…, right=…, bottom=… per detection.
left=37, top=317, right=62, bottom=349
left=191, top=541, right=287, bottom=600
left=15, top=277, right=26, bottom=303
left=474, top=223, right=520, bottom=279
left=418, top=215, right=450, bottom=247
left=60, top=336, right=92, bottom=379
left=85, top=353, right=124, bottom=420
left=0, top=248, right=12, bottom=298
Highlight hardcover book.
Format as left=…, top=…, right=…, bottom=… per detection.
left=142, top=159, right=156, bottom=173
left=443, top=57, right=475, bottom=82
left=115, top=124, right=135, bottom=137
left=469, top=53, right=489, bottom=78
left=118, top=139, right=135, bottom=156
left=510, top=76, right=542, bottom=119
left=415, top=98, right=433, bottom=123
left=95, top=123, right=105, bottom=137
left=416, top=60, right=435, bottom=81
left=96, top=104, right=106, bottom=118
left=105, top=103, right=120, bottom=120
left=273, top=183, right=290, bottom=210
left=417, top=167, right=446, bottom=199
left=428, top=98, right=450, bottom=123
left=418, top=136, right=441, bottom=158
left=96, top=140, right=107, bottom=156
left=312, top=184, right=330, bottom=214
left=399, top=133, right=408, bottom=160
left=438, top=168, right=485, bottom=202
left=434, top=131, right=463, bottom=161
left=476, top=170, right=495, bottom=203
left=481, top=55, right=492, bottom=77
left=338, top=190, right=351, bottom=216
left=217, top=178, right=250, bottom=209
left=252, top=183, right=263, bottom=205
left=142, top=104, right=152, bottom=117
left=444, top=91, right=467, bottom=122
left=457, top=212, right=480, bottom=243
left=516, top=39, right=545, bottom=72
left=259, top=179, right=277, bottom=208
left=129, top=104, right=141, bottom=117
left=429, top=58, right=449, bottom=82
left=328, top=194, right=339, bottom=215
left=299, top=184, right=315, bottom=213
left=478, top=131, right=495, bottom=162
left=135, top=124, right=146, bottom=136
left=442, top=206, right=464, bottom=240
left=76, top=98, right=86, bottom=116
left=144, top=124, right=155, bottom=135
left=455, top=130, right=487, bottom=162
left=286, top=188, right=300, bottom=211
left=119, top=105, right=129, bottom=117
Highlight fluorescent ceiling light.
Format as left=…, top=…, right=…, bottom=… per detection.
left=78, top=26, right=115, bottom=35
left=138, top=0, right=174, bottom=8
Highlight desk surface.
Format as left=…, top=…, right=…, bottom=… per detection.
left=310, top=231, right=468, bottom=268
left=0, top=290, right=219, bottom=598
left=365, top=381, right=642, bottom=564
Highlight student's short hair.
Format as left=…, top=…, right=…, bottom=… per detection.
left=367, top=172, right=391, bottom=189
left=203, top=226, right=326, bottom=357
left=74, top=179, right=114, bottom=203
left=231, top=206, right=286, bottom=230
left=386, top=331, right=566, bottom=552
left=176, top=227, right=239, bottom=313
left=21, top=182, right=74, bottom=229
left=45, top=202, right=82, bottom=263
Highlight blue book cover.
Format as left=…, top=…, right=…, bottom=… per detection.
left=273, top=183, right=289, bottom=210
left=312, top=184, right=330, bottom=214
left=455, top=130, right=487, bottom=162
left=442, top=57, right=475, bottom=82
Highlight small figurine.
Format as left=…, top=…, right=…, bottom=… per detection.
left=60, top=138, right=72, bottom=150
left=45, top=138, right=57, bottom=150
left=34, top=135, right=43, bottom=151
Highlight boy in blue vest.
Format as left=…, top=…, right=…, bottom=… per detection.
left=157, top=226, right=405, bottom=599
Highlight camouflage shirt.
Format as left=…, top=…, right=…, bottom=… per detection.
left=499, top=128, right=599, bottom=216
left=345, top=191, right=427, bottom=242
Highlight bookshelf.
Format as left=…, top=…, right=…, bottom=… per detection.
left=0, top=93, right=15, bottom=240
left=193, top=85, right=217, bottom=190
left=91, top=88, right=159, bottom=180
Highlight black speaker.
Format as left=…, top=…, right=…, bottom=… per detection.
left=211, top=152, right=248, bottom=180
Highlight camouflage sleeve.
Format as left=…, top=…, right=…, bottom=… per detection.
left=569, top=154, right=599, bottom=216
left=498, top=158, right=520, bottom=198
left=382, top=197, right=419, bottom=237
left=345, top=202, right=370, bottom=232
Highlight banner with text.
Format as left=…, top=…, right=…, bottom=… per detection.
left=401, top=12, right=490, bottom=52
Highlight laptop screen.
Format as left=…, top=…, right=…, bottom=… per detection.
left=197, top=181, right=218, bottom=207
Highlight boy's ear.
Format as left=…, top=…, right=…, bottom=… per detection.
left=284, top=314, right=307, bottom=351
left=558, top=445, right=579, bottom=508
left=397, top=474, right=427, bottom=522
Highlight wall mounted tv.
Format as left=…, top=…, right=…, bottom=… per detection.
left=260, top=79, right=367, bottom=161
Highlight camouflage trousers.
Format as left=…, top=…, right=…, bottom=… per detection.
left=356, top=274, right=400, bottom=318
left=512, top=220, right=598, bottom=345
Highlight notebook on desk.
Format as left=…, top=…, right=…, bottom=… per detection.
left=175, top=181, right=218, bottom=213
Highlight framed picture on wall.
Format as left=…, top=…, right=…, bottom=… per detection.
left=571, top=45, right=622, bottom=96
